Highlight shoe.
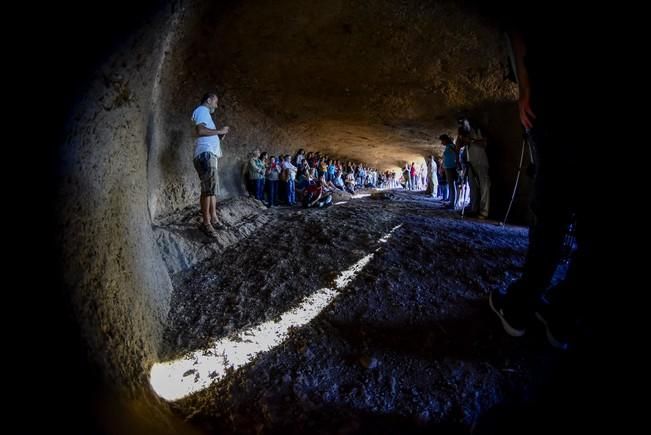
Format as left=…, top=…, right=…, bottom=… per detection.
left=535, top=300, right=572, bottom=350
left=210, top=219, right=226, bottom=230
left=478, top=214, right=488, bottom=220
left=489, top=289, right=527, bottom=337
left=199, top=223, right=219, bottom=238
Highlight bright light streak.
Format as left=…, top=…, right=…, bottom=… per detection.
left=150, top=224, right=402, bottom=401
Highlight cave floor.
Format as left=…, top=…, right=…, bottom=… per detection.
left=160, top=189, right=569, bottom=434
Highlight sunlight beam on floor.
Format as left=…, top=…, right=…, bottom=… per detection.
left=150, top=224, right=402, bottom=401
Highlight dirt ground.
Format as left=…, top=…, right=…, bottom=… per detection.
left=159, top=189, right=570, bottom=434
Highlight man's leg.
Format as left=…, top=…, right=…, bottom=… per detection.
left=209, top=195, right=218, bottom=223
left=490, top=125, right=572, bottom=335
left=476, top=165, right=491, bottom=217
left=214, top=158, right=221, bottom=197
left=205, top=155, right=221, bottom=227
left=200, top=194, right=211, bottom=225
left=195, top=153, right=217, bottom=228
left=467, top=167, right=480, bottom=214
left=289, top=180, right=295, bottom=204
left=285, top=181, right=291, bottom=204
left=256, top=179, right=264, bottom=200
left=270, top=181, right=277, bottom=206
left=520, top=126, right=573, bottom=290
left=445, top=168, right=456, bottom=208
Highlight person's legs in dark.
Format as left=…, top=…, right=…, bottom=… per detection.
left=491, top=120, right=574, bottom=336
left=466, top=166, right=480, bottom=215
left=283, top=180, right=291, bottom=204
left=279, top=180, right=286, bottom=204
left=535, top=250, right=579, bottom=350
left=475, top=164, right=491, bottom=218
left=440, top=182, right=448, bottom=201
left=536, top=169, right=595, bottom=350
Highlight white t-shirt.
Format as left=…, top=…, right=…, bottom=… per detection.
left=191, top=105, right=222, bottom=158
left=282, top=160, right=298, bottom=180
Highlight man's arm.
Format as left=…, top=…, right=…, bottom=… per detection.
left=309, top=189, right=322, bottom=207
left=196, top=124, right=230, bottom=137
left=509, top=31, right=536, bottom=129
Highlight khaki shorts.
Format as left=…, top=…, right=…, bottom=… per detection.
left=193, top=152, right=218, bottom=196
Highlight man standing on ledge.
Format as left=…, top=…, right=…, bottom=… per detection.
left=192, top=92, right=230, bottom=238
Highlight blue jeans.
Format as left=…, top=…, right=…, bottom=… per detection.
left=267, top=180, right=278, bottom=206
left=255, top=179, right=265, bottom=201
left=438, top=183, right=447, bottom=199
left=445, top=168, right=457, bottom=205
left=286, top=179, right=296, bottom=204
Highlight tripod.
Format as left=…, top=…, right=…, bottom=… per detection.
left=501, top=131, right=535, bottom=226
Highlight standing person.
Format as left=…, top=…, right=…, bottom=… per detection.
left=489, top=12, right=592, bottom=351
left=410, top=162, right=418, bottom=191
left=437, top=158, right=447, bottom=200
left=191, top=92, right=229, bottom=237
left=402, top=164, right=410, bottom=189
left=471, top=4, right=616, bottom=434
left=248, top=149, right=266, bottom=201
left=440, top=134, right=458, bottom=209
left=427, top=155, right=439, bottom=198
left=294, top=148, right=305, bottom=167
left=265, top=156, right=281, bottom=207
left=282, top=154, right=298, bottom=205
left=458, top=117, right=491, bottom=219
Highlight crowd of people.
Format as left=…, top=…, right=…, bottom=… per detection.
left=188, top=93, right=493, bottom=239
left=245, top=148, right=441, bottom=208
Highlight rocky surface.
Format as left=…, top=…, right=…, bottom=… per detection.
left=160, top=190, right=562, bottom=434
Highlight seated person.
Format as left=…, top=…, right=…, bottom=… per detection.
left=303, top=177, right=333, bottom=208
left=344, top=171, right=356, bottom=194
left=333, top=171, right=345, bottom=190
left=295, top=168, right=311, bottom=202
left=319, top=173, right=338, bottom=191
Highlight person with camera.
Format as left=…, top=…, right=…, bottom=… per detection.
left=457, top=117, right=491, bottom=219
left=265, top=156, right=281, bottom=207
left=282, top=154, right=298, bottom=205
left=439, top=134, right=458, bottom=209
left=304, top=174, right=333, bottom=208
